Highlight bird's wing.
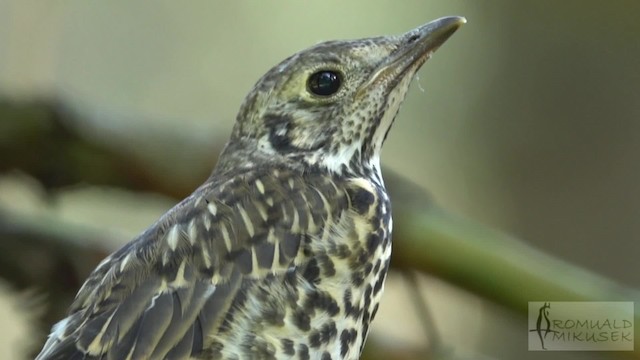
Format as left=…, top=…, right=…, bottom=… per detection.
left=36, top=168, right=348, bottom=360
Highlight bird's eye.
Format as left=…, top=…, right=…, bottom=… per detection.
left=307, top=70, right=342, bottom=96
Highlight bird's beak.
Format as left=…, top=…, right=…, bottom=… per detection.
left=358, top=16, right=466, bottom=95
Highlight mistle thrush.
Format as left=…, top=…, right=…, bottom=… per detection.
left=36, top=16, right=465, bottom=360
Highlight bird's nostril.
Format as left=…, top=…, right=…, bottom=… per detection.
left=407, top=33, right=420, bottom=43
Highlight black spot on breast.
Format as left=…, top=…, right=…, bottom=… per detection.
left=343, top=289, right=363, bottom=319
left=321, top=351, right=332, bottom=360
left=318, top=254, right=336, bottom=277
left=351, top=270, right=364, bottom=287
left=371, top=303, right=380, bottom=321
left=327, top=301, right=340, bottom=316
left=245, top=338, right=277, bottom=359
left=363, top=262, right=373, bottom=276
left=343, top=289, right=353, bottom=314
left=363, top=285, right=372, bottom=310
left=298, top=343, right=310, bottom=360
left=302, top=291, right=320, bottom=312
left=292, top=308, right=311, bottom=331
left=320, top=321, right=338, bottom=343
left=309, top=331, right=321, bottom=348
left=350, top=248, right=369, bottom=270
left=302, top=259, right=321, bottom=285
left=373, top=269, right=386, bottom=295
left=340, top=329, right=354, bottom=356
left=303, top=291, right=340, bottom=317
left=360, top=322, right=370, bottom=353
left=348, top=187, right=376, bottom=215
left=281, top=338, right=295, bottom=356
left=366, top=233, right=381, bottom=254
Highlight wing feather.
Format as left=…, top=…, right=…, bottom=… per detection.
left=36, top=169, right=344, bottom=360
left=163, top=318, right=193, bottom=360
left=129, top=291, right=175, bottom=359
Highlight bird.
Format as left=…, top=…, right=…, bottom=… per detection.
left=36, top=15, right=465, bottom=360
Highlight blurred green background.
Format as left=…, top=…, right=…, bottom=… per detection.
left=1, top=1, right=639, bottom=359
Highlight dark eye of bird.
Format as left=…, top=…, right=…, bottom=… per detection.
left=307, top=70, right=341, bottom=96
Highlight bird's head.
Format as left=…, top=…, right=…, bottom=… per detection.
left=218, top=16, right=465, bottom=177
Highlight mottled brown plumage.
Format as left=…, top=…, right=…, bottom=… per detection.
left=37, top=16, right=465, bottom=360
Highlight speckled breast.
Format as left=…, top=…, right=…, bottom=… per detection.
left=204, top=174, right=393, bottom=360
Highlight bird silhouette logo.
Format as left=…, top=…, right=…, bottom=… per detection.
left=529, top=302, right=559, bottom=350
